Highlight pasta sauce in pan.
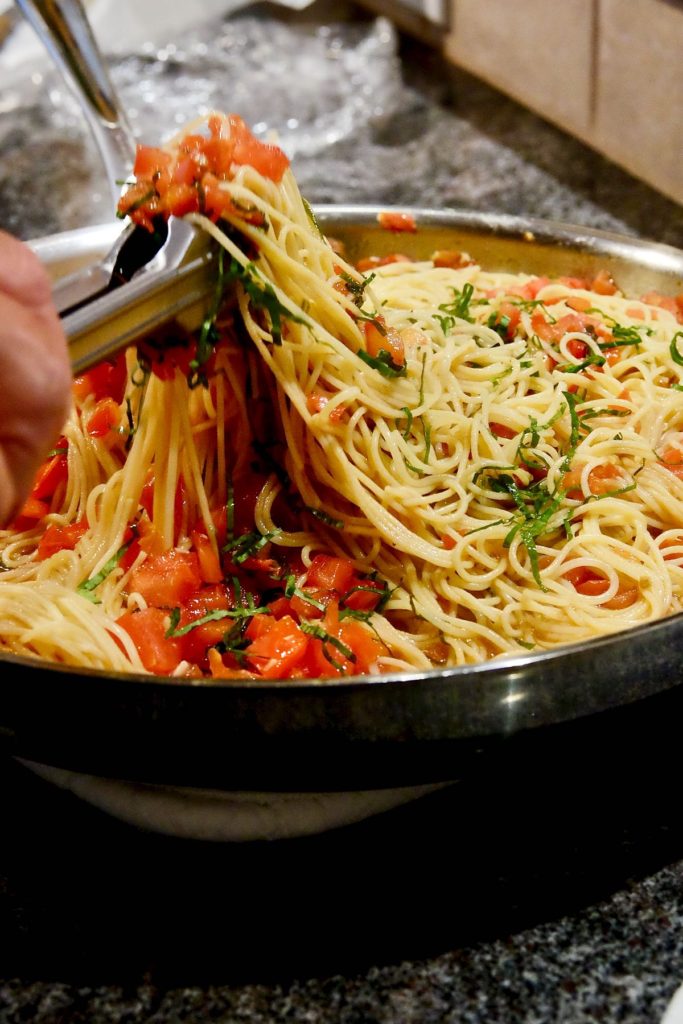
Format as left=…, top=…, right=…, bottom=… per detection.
left=1, top=113, right=683, bottom=680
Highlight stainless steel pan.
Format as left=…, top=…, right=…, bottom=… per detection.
left=2, top=207, right=682, bottom=797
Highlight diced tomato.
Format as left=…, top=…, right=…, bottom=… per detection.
left=306, top=554, right=356, bottom=594
left=489, top=302, right=521, bottom=341
left=340, top=577, right=385, bottom=612
left=36, top=518, right=88, bottom=560
left=73, top=353, right=128, bottom=404
left=118, top=538, right=141, bottom=574
left=355, top=253, right=411, bottom=273
left=245, top=614, right=309, bottom=679
left=116, top=607, right=184, bottom=675
left=245, top=612, right=275, bottom=643
left=137, top=329, right=197, bottom=381
left=267, top=596, right=296, bottom=620
left=340, top=619, right=385, bottom=672
left=207, top=648, right=256, bottom=680
left=565, top=296, right=592, bottom=313
left=133, top=145, right=172, bottom=181
left=176, top=583, right=233, bottom=666
left=302, top=611, right=384, bottom=679
left=566, top=337, right=588, bottom=360
left=306, top=390, right=346, bottom=421
left=490, top=422, right=517, bottom=440
left=129, top=550, right=202, bottom=608
left=228, top=114, right=289, bottom=182
left=191, top=529, right=223, bottom=584
left=563, top=566, right=638, bottom=609
left=591, top=269, right=618, bottom=296
left=377, top=211, right=416, bottom=233
left=9, top=496, right=49, bottom=531
left=659, top=446, right=683, bottom=479
left=137, top=515, right=167, bottom=556
left=563, top=463, right=623, bottom=499
left=201, top=134, right=235, bottom=179
left=558, top=276, right=590, bottom=290
left=30, top=452, right=68, bottom=501
left=505, top=276, right=550, bottom=302
left=161, top=183, right=200, bottom=218
left=532, top=311, right=611, bottom=347
left=364, top=317, right=405, bottom=367
left=86, top=397, right=120, bottom=441
left=641, top=291, right=683, bottom=323
left=431, top=250, right=474, bottom=269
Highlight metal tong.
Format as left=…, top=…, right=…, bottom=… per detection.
left=17, top=0, right=215, bottom=374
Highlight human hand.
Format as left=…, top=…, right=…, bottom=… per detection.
left=0, top=231, right=71, bottom=525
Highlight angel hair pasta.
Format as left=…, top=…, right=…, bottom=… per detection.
left=1, top=112, right=683, bottom=679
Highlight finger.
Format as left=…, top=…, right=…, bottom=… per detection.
left=0, top=231, right=54, bottom=312
left=0, top=292, right=71, bottom=522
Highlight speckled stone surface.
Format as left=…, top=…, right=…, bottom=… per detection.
left=1, top=3, right=683, bottom=1022
left=3, top=748, right=683, bottom=1024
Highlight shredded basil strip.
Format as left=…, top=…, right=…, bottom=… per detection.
left=299, top=619, right=356, bottom=666
left=399, top=407, right=414, bottom=440
left=284, top=574, right=326, bottom=611
left=47, top=446, right=68, bottom=457
left=558, top=353, right=606, bottom=373
left=167, top=604, right=271, bottom=638
left=305, top=507, right=344, bottom=529
left=223, top=528, right=281, bottom=564
left=358, top=348, right=406, bottom=378
left=189, top=247, right=227, bottom=384
left=228, top=258, right=310, bottom=345
left=302, top=197, right=324, bottom=238
left=670, top=332, right=683, bottom=367
left=77, top=540, right=132, bottom=600
left=422, top=421, right=432, bottom=464
left=438, top=282, right=475, bottom=324
left=339, top=270, right=375, bottom=308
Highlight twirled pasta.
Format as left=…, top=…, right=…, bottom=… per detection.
left=1, top=113, right=682, bottom=678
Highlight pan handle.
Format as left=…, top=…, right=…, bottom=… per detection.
left=15, top=0, right=136, bottom=205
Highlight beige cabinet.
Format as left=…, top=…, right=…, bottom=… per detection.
left=442, top=0, right=683, bottom=204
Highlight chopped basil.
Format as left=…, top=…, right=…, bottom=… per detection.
left=305, top=507, right=344, bottom=529
left=422, top=421, right=432, bottom=464
left=223, top=528, right=281, bottom=564
left=487, top=311, right=511, bottom=341
left=166, top=603, right=270, bottom=638
left=339, top=270, right=375, bottom=308
left=284, top=574, right=326, bottom=611
left=358, top=348, right=406, bottom=378
left=299, top=618, right=356, bottom=671
left=399, top=407, right=414, bottom=440
left=77, top=540, right=133, bottom=602
left=558, top=353, right=606, bottom=373
left=670, top=332, right=683, bottom=367
left=438, top=282, right=475, bottom=324
left=302, top=197, right=324, bottom=238
left=228, top=257, right=310, bottom=346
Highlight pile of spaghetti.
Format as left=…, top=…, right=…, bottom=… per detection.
left=1, top=112, right=683, bottom=679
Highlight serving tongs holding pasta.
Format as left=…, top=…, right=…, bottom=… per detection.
left=18, top=0, right=215, bottom=373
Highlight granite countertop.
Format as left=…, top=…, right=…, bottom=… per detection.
left=1, top=3, right=683, bottom=1022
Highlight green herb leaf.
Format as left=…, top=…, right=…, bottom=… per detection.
left=358, top=348, right=407, bottom=378
left=438, top=282, right=475, bottom=324
left=305, top=507, right=344, bottom=529
left=77, top=540, right=133, bottom=601
left=223, top=528, right=281, bottom=564
left=670, top=332, right=683, bottom=367
left=284, top=574, right=326, bottom=611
